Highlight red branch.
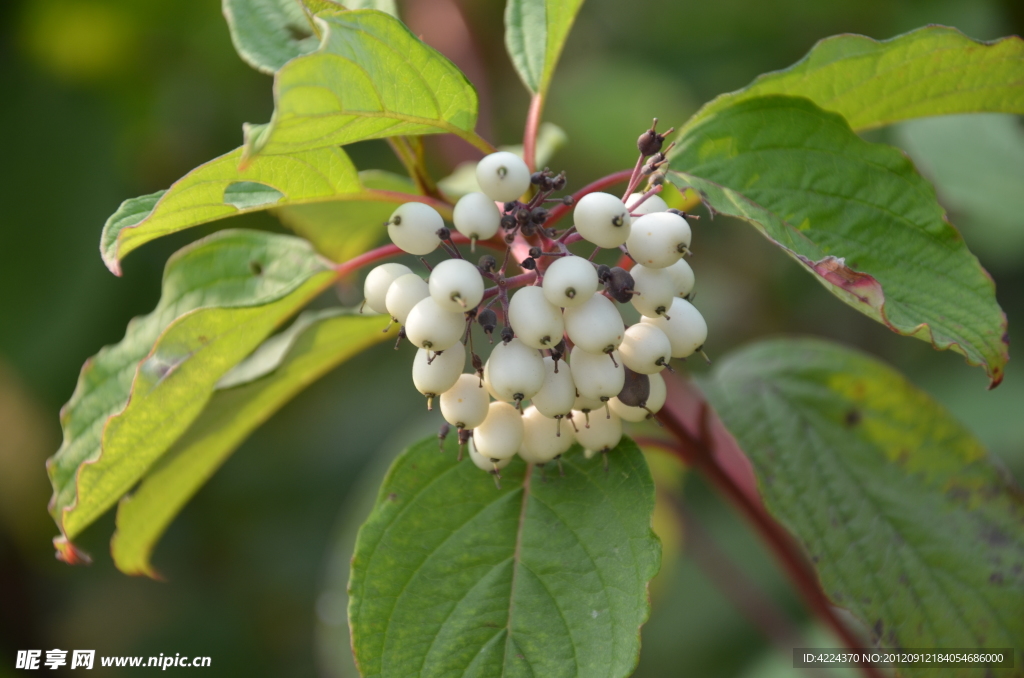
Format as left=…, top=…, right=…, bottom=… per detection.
left=523, top=94, right=544, bottom=172
left=655, top=376, right=886, bottom=678
left=545, top=169, right=634, bottom=228
left=332, top=234, right=505, bottom=278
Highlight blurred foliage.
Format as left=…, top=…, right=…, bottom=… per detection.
left=1, top=0, right=1021, bottom=675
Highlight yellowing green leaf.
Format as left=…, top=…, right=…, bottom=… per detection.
left=242, top=9, right=488, bottom=161
left=100, top=145, right=373, bottom=274
left=48, top=231, right=334, bottom=548
left=703, top=338, right=1024, bottom=669
left=112, top=308, right=392, bottom=577
left=684, top=26, right=1024, bottom=134
left=273, top=170, right=414, bottom=262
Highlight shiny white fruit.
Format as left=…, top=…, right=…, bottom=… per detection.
left=508, top=286, right=564, bottom=349
left=641, top=298, right=707, bottom=358
left=385, top=273, right=429, bottom=325
left=573, top=392, right=605, bottom=414
left=387, top=202, right=443, bottom=255
left=405, top=297, right=465, bottom=351
left=626, top=192, right=669, bottom=215
left=412, top=342, right=465, bottom=401
left=469, top=437, right=512, bottom=471
left=452, top=191, right=501, bottom=241
left=474, top=401, right=524, bottom=460
left=573, top=192, right=631, bottom=248
left=610, top=372, right=666, bottom=422
left=664, top=258, right=695, bottom=298
left=482, top=359, right=509, bottom=402
left=363, top=263, right=412, bottom=315
left=619, top=322, right=672, bottom=374
left=563, top=293, right=624, bottom=353
left=542, top=255, right=598, bottom=308
left=429, top=258, right=484, bottom=312
left=440, top=373, right=490, bottom=429
left=574, top=409, right=622, bottom=453
left=570, top=346, right=625, bottom=402
left=519, top=406, right=575, bottom=464
left=476, top=151, right=531, bottom=203
left=626, top=212, right=691, bottom=268
left=531, top=356, right=575, bottom=419
left=629, top=265, right=676, bottom=318
left=486, top=338, right=546, bottom=403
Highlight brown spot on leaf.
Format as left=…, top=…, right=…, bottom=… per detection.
left=387, top=493, right=398, bottom=502
left=989, top=572, right=1004, bottom=585
left=844, top=409, right=861, bottom=427
left=798, top=255, right=884, bottom=306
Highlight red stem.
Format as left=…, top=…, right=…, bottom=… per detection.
left=654, top=377, right=886, bottom=678
left=523, top=94, right=544, bottom=172
left=546, top=169, right=634, bottom=228
left=332, top=234, right=504, bottom=278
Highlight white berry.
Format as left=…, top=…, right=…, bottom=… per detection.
left=482, top=358, right=509, bottom=402
left=573, top=392, right=605, bottom=414
left=387, top=202, right=443, bottom=255
left=452, top=191, right=501, bottom=241
left=664, top=258, right=695, bottom=298
left=519, top=406, right=575, bottom=464
left=626, top=212, right=691, bottom=268
left=405, top=297, right=465, bottom=351
left=574, top=408, right=622, bottom=454
left=429, top=258, right=485, bottom=312
left=508, top=286, right=564, bottom=349
left=626, top=192, right=669, bottom=215
left=486, top=338, right=546, bottom=404
left=569, top=346, right=625, bottom=402
left=629, top=265, right=677, bottom=318
left=385, top=273, right=429, bottom=325
left=542, top=256, right=598, bottom=308
left=363, top=263, right=412, bottom=315
left=412, top=342, right=465, bottom=405
left=641, top=297, right=707, bottom=358
left=469, top=437, right=512, bottom=472
left=476, top=151, right=531, bottom=203
left=619, top=322, right=672, bottom=374
left=531, top=356, right=576, bottom=419
left=563, top=293, right=624, bottom=353
left=610, top=372, right=666, bottom=422
left=473, top=401, right=523, bottom=461
left=574, top=192, right=631, bottom=248
left=440, top=373, right=490, bottom=429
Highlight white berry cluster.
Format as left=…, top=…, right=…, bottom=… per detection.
left=362, top=128, right=707, bottom=481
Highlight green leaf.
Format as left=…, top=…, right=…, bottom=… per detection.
left=100, top=145, right=402, bottom=274
left=669, top=96, right=1008, bottom=386
left=242, top=9, right=488, bottom=161
left=223, top=0, right=321, bottom=75
left=112, top=308, right=392, bottom=577
left=273, top=170, right=413, bottom=262
left=505, top=0, right=586, bottom=96
left=895, top=114, right=1024, bottom=271
left=702, top=338, right=1024, bottom=667
left=47, top=230, right=334, bottom=548
left=349, top=436, right=660, bottom=678
left=684, top=26, right=1024, bottom=134
left=223, top=0, right=401, bottom=75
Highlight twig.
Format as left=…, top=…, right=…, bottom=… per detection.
left=654, top=376, right=884, bottom=678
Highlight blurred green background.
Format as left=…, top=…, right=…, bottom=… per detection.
left=1, top=0, right=1022, bottom=675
